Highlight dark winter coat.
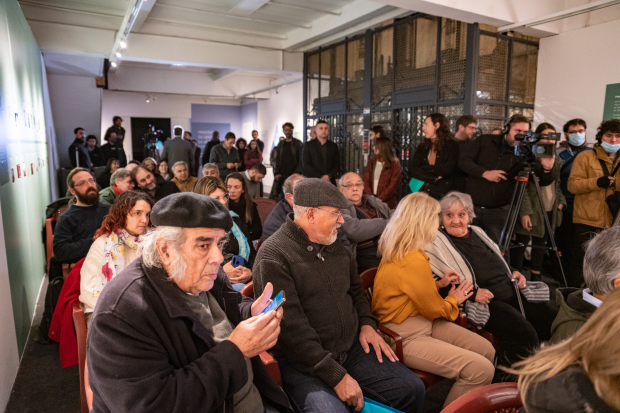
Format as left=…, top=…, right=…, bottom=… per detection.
left=302, top=138, right=341, bottom=185
left=363, top=157, right=401, bottom=209
left=548, top=288, right=597, bottom=345
left=228, top=197, right=262, bottom=241
left=409, top=139, right=459, bottom=200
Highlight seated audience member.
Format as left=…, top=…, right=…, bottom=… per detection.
left=53, top=168, right=111, bottom=265
left=227, top=172, right=262, bottom=241
left=132, top=166, right=180, bottom=202
left=99, top=168, right=134, bottom=205
left=409, top=113, right=459, bottom=200
left=125, top=159, right=140, bottom=171
left=511, top=123, right=566, bottom=282
left=261, top=174, right=351, bottom=250
left=194, top=177, right=255, bottom=291
left=244, top=139, right=263, bottom=171
left=96, top=158, right=118, bottom=189
left=549, top=226, right=620, bottom=344
left=157, top=160, right=172, bottom=180
left=236, top=138, right=248, bottom=172
left=567, top=119, right=620, bottom=287
left=242, top=164, right=266, bottom=198
left=508, top=288, right=620, bottom=413
left=253, top=178, right=425, bottom=413
left=202, top=162, right=220, bottom=178
left=210, top=132, right=240, bottom=177
left=171, top=161, right=198, bottom=192
left=87, top=193, right=292, bottom=413
left=426, top=191, right=557, bottom=368
left=340, top=172, right=394, bottom=273
left=362, top=136, right=401, bottom=208
left=85, top=135, right=106, bottom=167
left=141, top=157, right=158, bottom=174
left=372, top=192, right=495, bottom=408
left=80, top=191, right=153, bottom=327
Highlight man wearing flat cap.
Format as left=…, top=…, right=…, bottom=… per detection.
left=253, top=178, right=425, bottom=413
left=87, top=193, right=293, bottom=413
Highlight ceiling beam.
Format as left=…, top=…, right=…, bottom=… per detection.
left=230, top=0, right=270, bottom=16
left=110, top=0, right=142, bottom=64
left=208, top=68, right=238, bottom=81
left=267, top=1, right=341, bottom=16
left=130, top=0, right=157, bottom=33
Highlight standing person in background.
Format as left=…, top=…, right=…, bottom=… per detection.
left=236, top=138, right=248, bottom=172
left=244, top=139, right=263, bottom=171
left=68, top=127, right=92, bottom=169
left=274, top=122, right=303, bottom=199
left=251, top=130, right=265, bottom=152
left=363, top=136, right=401, bottom=208
left=567, top=119, right=620, bottom=288
left=409, top=113, right=459, bottom=200
left=161, top=127, right=194, bottom=173
left=101, top=132, right=127, bottom=167
left=303, top=120, right=341, bottom=185
left=183, top=131, right=199, bottom=176
left=555, top=119, right=591, bottom=273
left=210, top=132, right=240, bottom=178
left=201, top=131, right=220, bottom=166
left=368, top=125, right=386, bottom=140
left=511, top=123, right=566, bottom=282
left=96, top=158, right=118, bottom=189
left=227, top=172, right=262, bottom=241
left=85, top=135, right=106, bottom=167
left=104, top=116, right=125, bottom=142
left=453, top=115, right=478, bottom=192
left=157, top=160, right=172, bottom=180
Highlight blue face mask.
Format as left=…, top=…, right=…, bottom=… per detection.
left=568, top=132, right=586, bottom=146
left=601, top=141, right=620, bottom=154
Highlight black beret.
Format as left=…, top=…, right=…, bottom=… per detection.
left=150, top=192, right=233, bottom=231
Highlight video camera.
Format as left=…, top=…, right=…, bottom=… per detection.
left=142, top=125, right=164, bottom=144
left=514, top=131, right=561, bottom=160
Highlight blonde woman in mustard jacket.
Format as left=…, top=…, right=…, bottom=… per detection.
left=371, top=192, right=495, bottom=407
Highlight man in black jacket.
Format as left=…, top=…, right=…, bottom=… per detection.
left=85, top=135, right=106, bottom=167
left=458, top=115, right=556, bottom=243
left=68, top=127, right=92, bottom=169
left=101, top=132, right=127, bottom=167
left=132, top=166, right=180, bottom=202
left=253, top=178, right=424, bottom=413
left=88, top=193, right=292, bottom=413
left=273, top=122, right=303, bottom=198
left=303, top=120, right=341, bottom=185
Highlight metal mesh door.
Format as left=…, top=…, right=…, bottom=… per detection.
left=372, top=27, right=393, bottom=108
left=347, top=38, right=365, bottom=111
left=307, top=53, right=319, bottom=116
left=394, top=16, right=438, bottom=90
left=439, top=18, right=467, bottom=101
left=321, top=115, right=346, bottom=177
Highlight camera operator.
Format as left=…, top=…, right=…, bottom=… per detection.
left=459, top=115, right=556, bottom=244
left=567, top=119, right=620, bottom=288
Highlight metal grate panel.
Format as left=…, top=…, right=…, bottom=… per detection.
left=476, top=104, right=505, bottom=118
left=307, top=53, right=319, bottom=116
left=347, top=38, right=365, bottom=111
left=438, top=103, right=464, bottom=131
left=510, top=42, right=538, bottom=104
left=478, top=119, right=505, bottom=134
left=477, top=35, right=508, bottom=101
left=508, top=107, right=535, bottom=121
left=372, top=27, right=393, bottom=108
left=320, top=45, right=346, bottom=104
left=345, top=122, right=365, bottom=175
left=439, top=18, right=467, bottom=101
left=394, top=16, right=438, bottom=90
left=321, top=114, right=346, bottom=176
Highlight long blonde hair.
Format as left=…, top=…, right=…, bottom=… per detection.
left=378, top=192, right=440, bottom=262
left=505, top=288, right=620, bottom=410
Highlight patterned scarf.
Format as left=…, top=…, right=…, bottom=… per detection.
left=92, top=230, right=145, bottom=297
left=229, top=211, right=250, bottom=261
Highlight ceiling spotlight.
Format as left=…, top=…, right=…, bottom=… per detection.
left=111, top=61, right=117, bottom=68
left=120, top=41, right=127, bottom=49
left=146, top=96, right=150, bottom=103
left=116, top=52, right=122, bottom=58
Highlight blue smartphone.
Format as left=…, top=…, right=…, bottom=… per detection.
left=231, top=255, right=246, bottom=268
left=261, top=291, right=286, bottom=314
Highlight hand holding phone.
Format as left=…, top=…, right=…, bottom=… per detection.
left=261, top=290, right=286, bottom=315
left=231, top=255, right=246, bottom=268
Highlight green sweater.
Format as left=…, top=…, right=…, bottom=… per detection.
left=549, top=287, right=596, bottom=344
left=99, top=186, right=117, bottom=205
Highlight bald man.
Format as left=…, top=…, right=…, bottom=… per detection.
left=339, top=172, right=394, bottom=273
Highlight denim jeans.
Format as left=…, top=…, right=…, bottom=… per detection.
left=277, top=339, right=425, bottom=413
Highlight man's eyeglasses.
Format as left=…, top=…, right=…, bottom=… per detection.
left=341, top=183, right=363, bottom=189
left=74, top=178, right=95, bottom=187
left=315, top=207, right=343, bottom=219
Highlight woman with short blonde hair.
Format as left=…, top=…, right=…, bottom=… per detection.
left=372, top=192, right=496, bottom=407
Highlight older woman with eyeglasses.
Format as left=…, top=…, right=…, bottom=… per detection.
left=80, top=191, right=154, bottom=327
left=194, top=176, right=256, bottom=291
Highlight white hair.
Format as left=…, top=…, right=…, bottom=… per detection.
left=172, top=161, right=188, bottom=174
left=439, top=191, right=476, bottom=223
left=139, top=226, right=188, bottom=282
left=293, top=205, right=310, bottom=220
left=584, top=227, right=620, bottom=295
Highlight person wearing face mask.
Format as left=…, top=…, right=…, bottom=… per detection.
left=568, top=119, right=620, bottom=288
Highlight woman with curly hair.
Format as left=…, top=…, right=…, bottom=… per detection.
left=79, top=191, right=154, bottom=326
left=409, top=113, right=459, bottom=200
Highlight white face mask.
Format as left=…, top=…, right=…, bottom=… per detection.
left=568, top=132, right=586, bottom=146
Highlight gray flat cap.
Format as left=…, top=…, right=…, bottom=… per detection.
left=151, top=192, right=233, bottom=231
left=293, top=178, right=352, bottom=209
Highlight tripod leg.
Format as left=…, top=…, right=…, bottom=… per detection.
left=500, top=177, right=529, bottom=256
left=532, top=173, right=568, bottom=287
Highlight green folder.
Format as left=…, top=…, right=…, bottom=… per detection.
left=409, top=177, right=425, bottom=193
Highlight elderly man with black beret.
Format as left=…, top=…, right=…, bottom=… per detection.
left=253, top=178, right=425, bottom=413
left=87, top=193, right=293, bottom=413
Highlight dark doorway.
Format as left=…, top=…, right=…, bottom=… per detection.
left=130, top=117, right=171, bottom=162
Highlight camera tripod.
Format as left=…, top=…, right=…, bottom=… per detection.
left=498, top=162, right=568, bottom=287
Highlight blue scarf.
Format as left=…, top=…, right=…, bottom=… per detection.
left=229, top=211, right=250, bottom=261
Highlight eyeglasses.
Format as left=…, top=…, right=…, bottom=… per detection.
left=341, top=183, right=363, bottom=189
left=211, top=193, right=230, bottom=203
left=74, top=178, right=95, bottom=187
left=315, top=207, right=343, bottom=219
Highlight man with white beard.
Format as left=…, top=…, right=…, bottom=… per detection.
left=252, top=178, right=425, bottom=413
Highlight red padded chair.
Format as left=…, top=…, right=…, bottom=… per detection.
left=253, top=198, right=277, bottom=226
left=72, top=301, right=91, bottom=413
left=239, top=281, right=283, bottom=387
left=441, top=383, right=521, bottom=413
left=45, top=203, right=72, bottom=277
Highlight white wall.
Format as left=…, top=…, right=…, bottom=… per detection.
left=47, top=74, right=102, bottom=167
left=534, top=18, right=620, bottom=142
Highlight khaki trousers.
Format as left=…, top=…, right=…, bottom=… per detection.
left=384, top=315, right=495, bottom=407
